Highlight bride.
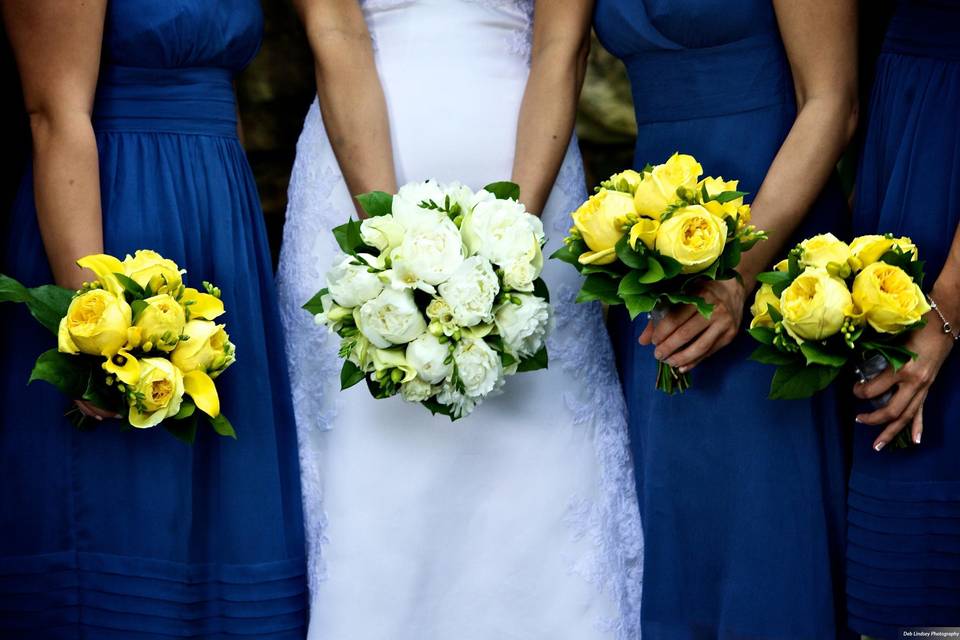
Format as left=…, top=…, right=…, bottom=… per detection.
left=276, top=1, right=643, bottom=638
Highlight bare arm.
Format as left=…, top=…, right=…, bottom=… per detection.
left=646, top=0, right=859, bottom=373
left=511, top=0, right=593, bottom=215
left=295, top=0, right=396, bottom=215
left=3, top=0, right=107, bottom=290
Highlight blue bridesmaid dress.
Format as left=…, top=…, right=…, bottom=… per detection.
left=594, top=1, right=853, bottom=637
left=0, top=1, right=307, bottom=638
left=848, top=1, right=960, bottom=636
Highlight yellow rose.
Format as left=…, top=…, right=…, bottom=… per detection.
left=628, top=217, right=660, bottom=251
left=780, top=267, right=852, bottom=342
left=749, top=283, right=782, bottom=329
left=698, top=176, right=743, bottom=220
left=171, top=320, right=236, bottom=378
left=128, top=357, right=184, bottom=428
left=58, top=289, right=132, bottom=356
left=123, top=250, right=183, bottom=294
left=848, top=235, right=918, bottom=272
left=655, top=205, right=728, bottom=274
left=851, top=262, right=930, bottom=333
left=606, top=169, right=644, bottom=194
left=798, top=233, right=851, bottom=270
left=134, top=294, right=186, bottom=352
left=633, top=153, right=703, bottom=217
left=571, top=189, right=634, bottom=265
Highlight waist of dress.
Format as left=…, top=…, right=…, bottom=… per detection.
left=884, top=2, right=960, bottom=61
left=622, top=34, right=792, bottom=125
left=93, top=65, right=238, bottom=137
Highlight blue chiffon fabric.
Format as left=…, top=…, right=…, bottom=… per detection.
left=848, top=2, right=960, bottom=636
left=0, top=1, right=307, bottom=638
left=594, top=1, right=853, bottom=638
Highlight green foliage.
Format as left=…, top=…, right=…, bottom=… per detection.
left=114, top=273, right=146, bottom=299
left=29, top=349, right=89, bottom=399
left=302, top=288, right=329, bottom=315
left=0, top=274, right=73, bottom=334
left=333, top=219, right=364, bottom=255
left=356, top=191, right=394, bottom=217
left=576, top=274, right=622, bottom=305
left=483, top=181, right=521, bottom=201
left=165, top=414, right=198, bottom=444
left=340, top=360, right=366, bottom=390
left=769, top=362, right=842, bottom=400
left=516, top=346, right=548, bottom=372
left=210, top=413, right=237, bottom=439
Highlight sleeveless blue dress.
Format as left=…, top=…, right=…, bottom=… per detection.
left=0, top=2, right=307, bottom=638
left=594, top=1, right=853, bottom=637
left=848, top=2, right=960, bottom=636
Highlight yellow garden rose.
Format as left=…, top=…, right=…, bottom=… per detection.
left=848, top=235, right=918, bottom=272
left=58, top=289, right=132, bottom=357
left=780, top=267, right=852, bottom=342
left=128, top=357, right=184, bottom=428
left=655, top=205, right=728, bottom=273
left=123, top=250, right=182, bottom=293
left=852, top=262, right=930, bottom=333
left=571, top=189, right=634, bottom=265
left=628, top=216, right=660, bottom=251
left=171, top=320, right=235, bottom=379
left=633, top=153, right=702, bottom=217
left=698, top=176, right=743, bottom=220
left=798, top=233, right=851, bottom=270
left=134, top=294, right=186, bottom=352
left=749, top=283, right=781, bottom=329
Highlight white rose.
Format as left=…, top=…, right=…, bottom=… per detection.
left=502, top=259, right=538, bottom=292
left=495, top=294, right=552, bottom=358
left=461, top=198, right=541, bottom=267
left=436, top=384, right=478, bottom=419
left=406, top=332, right=453, bottom=384
left=453, top=337, right=502, bottom=398
left=437, top=256, right=500, bottom=327
left=355, top=288, right=427, bottom=348
left=390, top=215, right=465, bottom=288
left=400, top=377, right=437, bottom=403
left=327, top=255, right=384, bottom=308
left=360, top=214, right=405, bottom=253
left=392, top=180, right=447, bottom=228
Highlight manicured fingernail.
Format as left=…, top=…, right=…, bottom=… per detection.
left=654, top=351, right=663, bottom=360
left=679, top=366, right=689, bottom=374
left=95, top=416, right=103, bottom=422
left=855, top=417, right=864, bottom=424
left=915, top=432, right=922, bottom=444
left=874, top=441, right=885, bottom=452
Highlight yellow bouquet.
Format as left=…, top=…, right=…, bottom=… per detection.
left=552, top=152, right=766, bottom=393
left=0, top=250, right=236, bottom=442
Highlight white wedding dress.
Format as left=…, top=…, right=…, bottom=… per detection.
left=276, top=1, right=643, bottom=638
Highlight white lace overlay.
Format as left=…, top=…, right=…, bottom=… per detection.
left=277, top=3, right=642, bottom=637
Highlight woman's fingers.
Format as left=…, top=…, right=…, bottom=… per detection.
left=856, top=379, right=915, bottom=425
left=667, top=322, right=726, bottom=371
left=872, top=392, right=925, bottom=451
left=650, top=304, right=698, bottom=345
left=911, top=402, right=924, bottom=445
left=74, top=400, right=121, bottom=421
left=853, top=365, right=897, bottom=400
left=654, top=313, right=709, bottom=362
left=638, top=319, right=655, bottom=346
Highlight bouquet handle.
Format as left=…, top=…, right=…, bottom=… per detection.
left=651, top=303, right=690, bottom=394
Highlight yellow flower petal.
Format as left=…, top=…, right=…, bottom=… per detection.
left=578, top=247, right=618, bottom=266
left=181, top=288, right=225, bottom=320
left=103, top=349, right=141, bottom=385
left=57, top=316, right=79, bottom=354
left=77, top=254, right=126, bottom=297
left=183, top=369, right=220, bottom=418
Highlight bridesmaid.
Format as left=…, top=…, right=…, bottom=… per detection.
left=0, top=1, right=306, bottom=637
left=594, top=0, right=859, bottom=637
left=847, top=0, right=960, bottom=635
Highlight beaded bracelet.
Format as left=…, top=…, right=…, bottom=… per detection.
left=928, top=295, right=959, bottom=341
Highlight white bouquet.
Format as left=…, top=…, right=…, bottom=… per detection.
left=305, top=180, right=552, bottom=419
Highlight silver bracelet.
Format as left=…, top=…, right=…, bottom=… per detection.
left=927, top=294, right=959, bottom=341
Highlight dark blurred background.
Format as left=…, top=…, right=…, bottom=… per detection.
left=2, top=1, right=896, bottom=268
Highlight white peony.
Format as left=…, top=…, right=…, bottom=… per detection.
left=327, top=255, right=384, bottom=308
left=436, top=384, right=478, bottom=419
left=444, top=182, right=494, bottom=217
left=452, top=337, right=502, bottom=398
left=495, top=294, right=552, bottom=358
left=355, top=288, right=427, bottom=348
left=389, top=215, right=465, bottom=289
left=360, top=214, right=405, bottom=253
left=400, top=377, right=437, bottom=403
left=437, top=256, right=500, bottom=327
left=392, top=180, right=447, bottom=228
left=501, top=258, right=539, bottom=292
left=405, top=332, right=453, bottom=384
left=461, top=198, right=543, bottom=267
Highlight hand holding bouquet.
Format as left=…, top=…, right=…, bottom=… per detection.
left=0, top=250, right=236, bottom=442
left=306, top=180, right=551, bottom=420
left=553, top=152, right=766, bottom=393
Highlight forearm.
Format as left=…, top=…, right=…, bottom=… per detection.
left=511, top=39, right=588, bottom=214
left=738, top=94, right=858, bottom=287
left=930, top=224, right=960, bottom=324
left=30, top=111, right=104, bottom=289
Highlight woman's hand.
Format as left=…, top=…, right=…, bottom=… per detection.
left=638, top=278, right=747, bottom=373
left=854, top=319, right=955, bottom=450
left=74, top=400, right=121, bottom=421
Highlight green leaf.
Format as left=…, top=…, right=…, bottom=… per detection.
left=664, top=293, right=714, bottom=319
left=517, top=346, right=548, bottom=372
left=576, top=274, right=622, bottom=305
left=656, top=254, right=683, bottom=279
left=549, top=243, right=584, bottom=270
left=340, top=360, right=366, bottom=390
left=113, top=273, right=146, bottom=299
left=131, top=299, right=148, bottom=323
left=636, top=256, right=666, bottom=284
left=333, top=219, right=364, bottom=255
left=174, top=399, right=196, bottom=420
left=81, top=368, right=119, bottom=411
left=768, top=362, right=842, bottom=400
left=209, top=413, right=237, bottom=439
left=617, top=271, right=650, bottom=297
left=712, top=190, right=747, bottom=204
left=756, top=270, right=793, bottom=297
left=531, top=278, right=550, bottom=303
left=750, top=344, right=799, bottom=366
left=719, top=239, right=742, bottom=274
left=303, top=288, right=329, bottom=315
left=614, top=235, right=645, bottom=270
left=483, top=181, right=520, bottom=201
left=164, top=414, right=198, bottom=444
left=623, top=294, right=657, bottom=319
left=861, top=341, right=916, bottom=372
left=355, top=191, right=394, bottom=217
left=500, top=351, right=518, bottom=368
left=748, top=326, right=776, bottom=345
left=799, top=342, right=848, bottom=368
left=422, top=398, right=456, bottom=420
left=0, top=274, right=73, bottom=334
left=28, top=349, right=88, bottom=398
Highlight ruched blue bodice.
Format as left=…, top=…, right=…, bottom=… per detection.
left=0, top=1, right=307, bottom=638
left=595, top=1, right=851, bottom=638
